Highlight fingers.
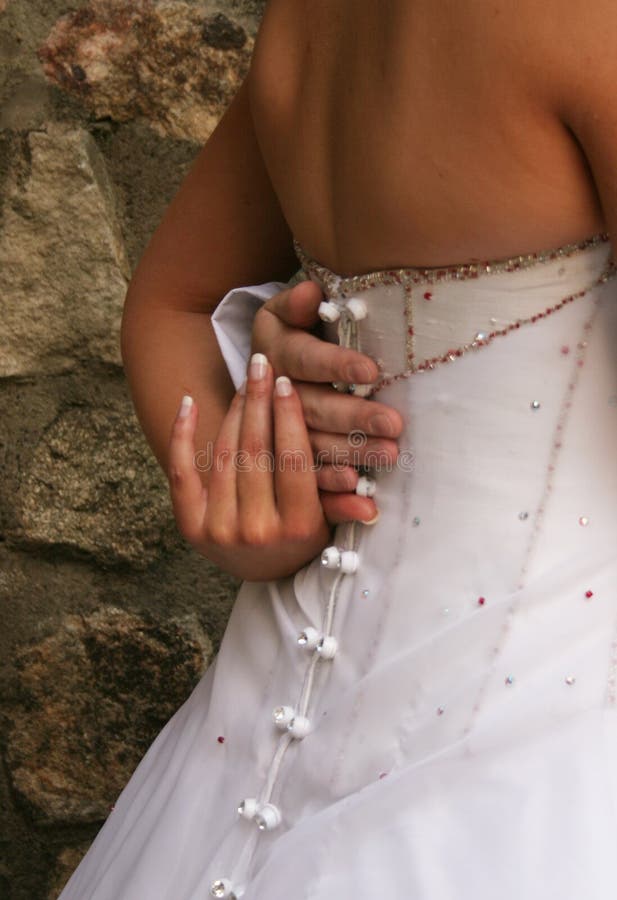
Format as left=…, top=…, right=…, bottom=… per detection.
left=320, top=492, right=379, bottom=526
left=316, top=465, right=359, bottom=493
left=252, top=288, right=379, bottom=385
left=295, top=382, right=403, bottom=439
left=205, top=388, right=246, bottom=542
left=272, top=376, right=324, bottom=528
left=236, top=353, right=277, bottom=533
left=167, top=395, right=208, bottom=544
left=261, top=279, right=324, bottom=329
left=309, top=429, right=399, bottom=470
left=278, top=329, right=379, bottom=385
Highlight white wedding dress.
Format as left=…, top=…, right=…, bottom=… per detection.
left=59, top=233, right=617, bottom=899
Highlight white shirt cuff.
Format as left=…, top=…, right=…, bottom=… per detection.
left=211, top=282, right=286, bottom=389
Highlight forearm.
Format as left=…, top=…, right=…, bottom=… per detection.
left=121, top=290, right=235, bottom=483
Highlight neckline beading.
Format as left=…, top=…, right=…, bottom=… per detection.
left=293, top=233, right=611, bottom=295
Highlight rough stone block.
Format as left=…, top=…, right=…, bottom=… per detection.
left=39, top=0, right=253, bottom=142
left=0, top=122, right=129, bottom=377
left=4, top=606, right=212, bottom=826
left=15, top=398, right=177, bottom=565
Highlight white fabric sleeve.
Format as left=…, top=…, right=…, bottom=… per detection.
left=211, top=271, right=306, bottom=390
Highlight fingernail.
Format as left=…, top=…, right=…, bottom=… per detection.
left=359, top=510, right=380, bottom=526
left=346, top=362, right=373, bottom=383
left=178, top=394, right=193, bottom=418
left=275, top=375, right=293, bottom=397
left=249, top=352, right=268, bottom=380
left=369, top=413, right=395, bottom=436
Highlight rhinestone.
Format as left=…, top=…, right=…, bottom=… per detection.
left=211, top=879, right=232, bottom=898
left=477, top=597, right=486, bottom=606
left=412, top=516, right=421, bottom=526
left=489, top=317, right=498, bottom=325
left=442, top=607, right=450, bottom=616
left=579, top=516, right=589, bottom=526
left=585, top=590, right=593, bottom=599
left=436, top=706, right=445, bottom=716
left=474, top=331, right=487, bottom=342
left=530, top=400, right=541, bottom=410
left=361, top=589, right=370, bottom=598
left=518, top=511, right=529, bottom=520
left=565, top=675, right=576, bottom=685
left=505, top=675, right=515, bottom=685
left=561, top=345, right=570, bottom=355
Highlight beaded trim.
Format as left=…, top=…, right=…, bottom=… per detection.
left=376, top=263, right=617, bottom=390
left=294, top=233, right=615, bottom=393
left=293, top=232, right=611, bottom=296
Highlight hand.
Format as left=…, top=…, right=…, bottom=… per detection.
left=250, top=279, right=404, bottom=524
left=167, top=354, right=333, bottom=581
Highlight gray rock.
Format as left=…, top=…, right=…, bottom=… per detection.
left=202, top=11, right=246, bottom=49
left=15, top=398, right=177, bottom=566
left=39, top=0, right=253, bottom=142
left=0, top=122, right=129, bottom=377
left=4, top=606, right=212, bottom=826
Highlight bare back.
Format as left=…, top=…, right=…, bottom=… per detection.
left=249, top=0, right=606, bottom=273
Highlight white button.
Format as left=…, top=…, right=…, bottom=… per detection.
left=255, top=802, right=282, bottom=831
left=317, top=635, right=338, bottom=659
left=346, top=298, right=368, bottom=321
left=287, top=715, right=311, bottom=739
left=321, top=546, right=341, bottom=569
left=340, top=550, right=359, bottom=574
left=349, top=383, right=373, bottom=397
left=318, top=301, right=340, bottom=323
left=356, top=475, right=376, bottom=497
left=297, top=626, right=320, bottom=650
left=272, top=705, right=295, bottom=729
left=321, top=546, right=359, bottom=573
left=237, top=797, right=258, bottom=820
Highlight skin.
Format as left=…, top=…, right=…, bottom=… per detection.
left=123, top=0, right=617, bottom=580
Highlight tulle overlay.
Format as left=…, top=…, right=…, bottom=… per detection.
left=60, top=235, right=617, bottom=899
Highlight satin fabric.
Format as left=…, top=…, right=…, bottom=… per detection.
left=59, top=236, right=617, bottom=899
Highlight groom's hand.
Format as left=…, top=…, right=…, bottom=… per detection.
left=250, top=280, right=404, bottom=525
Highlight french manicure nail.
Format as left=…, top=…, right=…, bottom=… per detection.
left=178, top=394, right=193, bottom=418
left=275, top=376, right=293, bottom=397
left=359, top=510, right=380, bottom=526
left=249, top=352, right=268, bottom=380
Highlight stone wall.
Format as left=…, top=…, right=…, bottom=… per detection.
left=0, top=2, right=264, bottom=896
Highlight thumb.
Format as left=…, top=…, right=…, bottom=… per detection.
left=262, top=279, right=324, bottom=329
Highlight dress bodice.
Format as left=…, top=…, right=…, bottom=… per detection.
left=293, top=233, right=615, bottom=392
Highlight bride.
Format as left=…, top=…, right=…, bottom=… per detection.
left=59, top=1, right=617, bottom=897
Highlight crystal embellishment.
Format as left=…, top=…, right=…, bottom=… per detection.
left=211, top=879, right=233, bottom=898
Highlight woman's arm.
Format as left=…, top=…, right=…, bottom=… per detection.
left=121, top=76, right=299, bottom=481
